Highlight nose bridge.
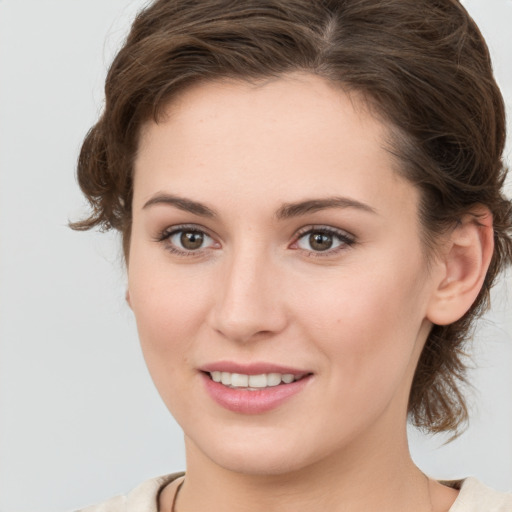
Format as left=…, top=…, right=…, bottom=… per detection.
left=211, top=242, right=285, bottom=342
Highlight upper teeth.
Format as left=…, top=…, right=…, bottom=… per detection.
left=210, top=371, right=301, bottom=388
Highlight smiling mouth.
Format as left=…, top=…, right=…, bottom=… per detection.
left=206, top=371, right=308, bottom=390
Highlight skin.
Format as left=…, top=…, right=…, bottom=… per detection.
left=126, top=73, right=490, bottom=511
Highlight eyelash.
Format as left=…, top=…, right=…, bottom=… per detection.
left=155, top=224, right=217, bottom=258
left=155, top=224, right=356, bottom=258
left=292, top=226, right=356, bottom=258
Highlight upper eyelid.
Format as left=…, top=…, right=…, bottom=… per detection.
left=293, top=225, right=355, bottom=240
left=159, top=223, right=214, bottom=238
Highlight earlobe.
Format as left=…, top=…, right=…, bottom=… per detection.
left=125, top=290, right=132, bottom=309
left=426, top=207, right=494, bottom=326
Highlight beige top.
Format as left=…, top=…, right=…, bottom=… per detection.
left=76, top=472, right=512, bottom=512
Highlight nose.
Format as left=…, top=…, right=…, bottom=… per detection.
left=208, top=248, right=288, bottom=343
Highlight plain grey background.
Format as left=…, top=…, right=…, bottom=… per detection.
left=0, top=1, right=511, bottom=511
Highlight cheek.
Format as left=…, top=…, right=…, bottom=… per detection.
left=292, top=257, right=429, bottom=392
left=127, top=254, right=212, bottom=386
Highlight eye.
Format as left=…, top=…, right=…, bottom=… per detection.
left=171, top=230, right=211, bottom=251
left=294, top=227, right=355, bottom=254
left=157, top=225, right=218, bottom=254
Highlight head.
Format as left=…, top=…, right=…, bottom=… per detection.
left=73, top=0, right=512, bottom=442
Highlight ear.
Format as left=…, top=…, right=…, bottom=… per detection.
left=125, top=289, right=132, bottom=309
left=426, top=207, right=494, bottom=326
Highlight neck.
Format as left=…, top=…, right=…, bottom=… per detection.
left=174, top=423, right=434, bottom=512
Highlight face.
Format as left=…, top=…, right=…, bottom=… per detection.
left=128, top=74, right=440, bottom=475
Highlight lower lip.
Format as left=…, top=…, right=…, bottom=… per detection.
left=201, top=373, right=312, bottom=414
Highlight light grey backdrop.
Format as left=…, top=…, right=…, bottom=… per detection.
left=0, top=1, right=511, bottom=511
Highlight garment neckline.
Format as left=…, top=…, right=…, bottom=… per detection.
left=127, top=473, right=506, bottom=512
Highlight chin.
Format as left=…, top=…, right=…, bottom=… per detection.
left=210, top=448, right=314, bottom=476
left=186, top=426, right=336, bottom=477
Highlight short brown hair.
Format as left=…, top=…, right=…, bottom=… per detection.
left=72, top=0, right=512, bottom=435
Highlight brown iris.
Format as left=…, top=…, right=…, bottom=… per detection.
left=309, top=232, right=333, bottom=251
left=180, top=231, right=204, bottom=250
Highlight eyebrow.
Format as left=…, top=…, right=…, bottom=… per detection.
left=143, top=193, right=216, bottom=217
left=142, top=193, right=377, bottom=219
left=275, top=197, right=377, bottom=219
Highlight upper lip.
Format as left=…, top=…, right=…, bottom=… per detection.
left=200, top=361, right=310, bottom=375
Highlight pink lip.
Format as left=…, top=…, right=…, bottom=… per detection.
left=199, top=362, right=312, bottom=414
left=200, top=361, right=308, bottom=375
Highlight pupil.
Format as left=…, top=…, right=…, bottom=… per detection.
left=181, top=231, right=204, bottom=250
left=309, top=232, right=332, bottom=251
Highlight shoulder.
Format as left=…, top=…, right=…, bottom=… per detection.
left=75, top=472, right=184, bottom=512
left=76, top=495, right=126, bottom=512
left=449, top=477, right=512, bottom=512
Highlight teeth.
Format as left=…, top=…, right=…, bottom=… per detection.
left=266, top=373, right=281, bottom=386
left=231, top=373, right=249, bottom=387
left=282, top=374, right=294, bottom=384
left=248, top=374, right=267, bottom=388
left=209, top=371, right=303, bottom=389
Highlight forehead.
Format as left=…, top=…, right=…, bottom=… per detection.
left=138, top=73, right=384, bottom=157
left=134, top=73, right=415, bottom=216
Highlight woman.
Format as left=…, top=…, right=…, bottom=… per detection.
left=73, top=0, right=512, bottom=510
